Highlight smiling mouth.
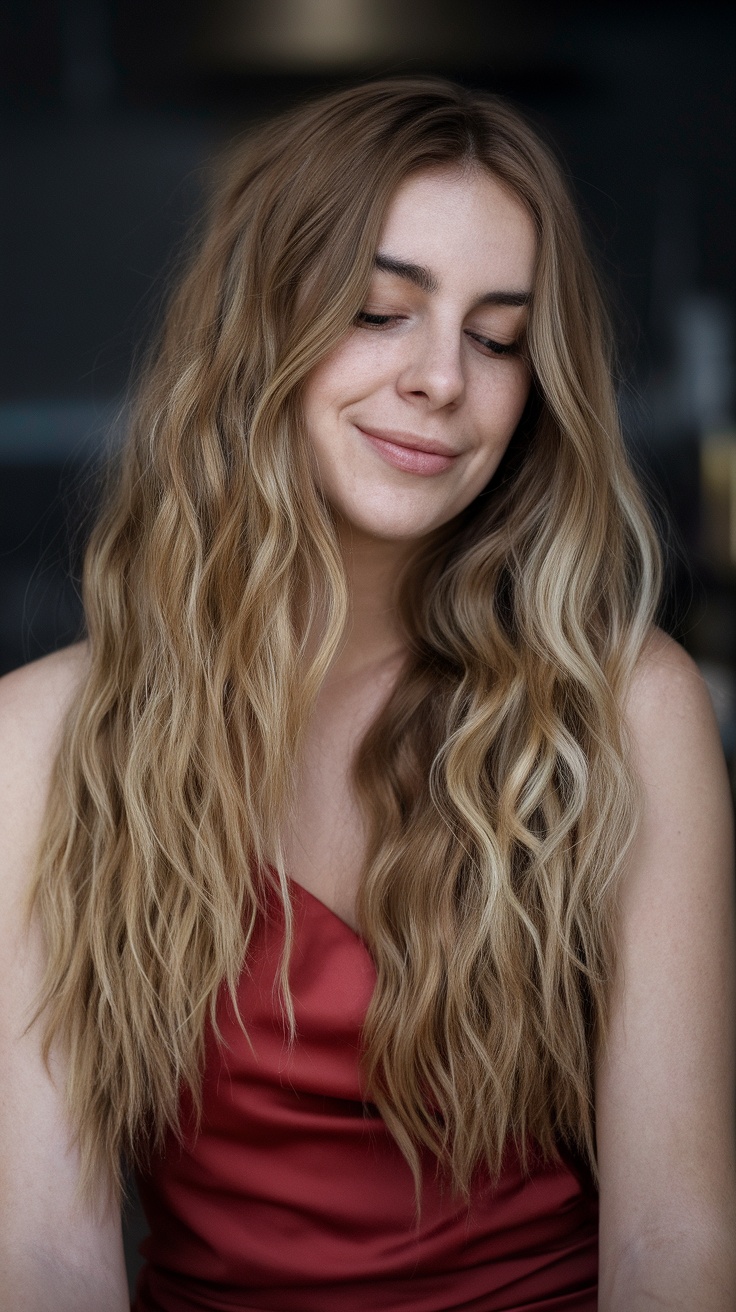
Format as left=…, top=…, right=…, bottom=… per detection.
left=356, top=426, right=460, bottom=476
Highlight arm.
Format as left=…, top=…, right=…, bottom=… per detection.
left=0, top=649, right=129, bottom=1312
left=596, top=633, right=736, bottom=1311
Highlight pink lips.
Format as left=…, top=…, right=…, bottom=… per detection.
left=356, top=427, right=459, bottom=476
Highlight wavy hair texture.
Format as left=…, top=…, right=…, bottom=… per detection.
left=30, top=78, right=661, bottom=1203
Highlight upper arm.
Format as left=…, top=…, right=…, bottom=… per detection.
left=0, top=647, right=128, bottom=1310
left=596, top=632, right=735, bottom=1303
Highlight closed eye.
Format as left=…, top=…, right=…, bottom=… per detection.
left=355, top=313, right=519, bottom=356
left=355, top=311, right=399, bottom=327
left=465, top=330, right=518, bottom=357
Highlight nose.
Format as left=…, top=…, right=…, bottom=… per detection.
left=396, top=321, right=465, bottom=409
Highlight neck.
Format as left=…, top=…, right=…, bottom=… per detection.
left=326, top=520, right=416, bottom=684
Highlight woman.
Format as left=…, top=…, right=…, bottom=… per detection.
left=0, top=78, right=733, bottom=1311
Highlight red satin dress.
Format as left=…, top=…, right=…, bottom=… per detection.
left=133, top=878, right=598, bottom=1312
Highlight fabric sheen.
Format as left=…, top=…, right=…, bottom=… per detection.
left=133, top=879, right=598, bottom=1312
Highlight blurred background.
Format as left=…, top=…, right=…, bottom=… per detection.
left=1, top=0, right=735, bottom=1287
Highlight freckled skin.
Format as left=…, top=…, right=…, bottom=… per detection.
left=302, top=166, right=537, bottom=549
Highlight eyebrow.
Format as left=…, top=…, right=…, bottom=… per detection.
left=374, top=251, right=531, bottom=308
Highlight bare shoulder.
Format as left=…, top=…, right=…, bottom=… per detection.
left=0, top=641, right=90, bottom=938
left=624, top=626, right=729, bottom=799
left=0, top=646, right=128, bottom=1296
left=0, top=640, right=89, bottom=752
left=620, top=625, right=732, bottom=902
left=0, top=639, right=88, bottom=769
left=597, top=643, right=735, bottom=1304
left=626, top=625, right=714, bottom=717
left=0, top=648, right=128, bottom=1305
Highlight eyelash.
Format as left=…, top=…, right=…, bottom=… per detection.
left=355, top=312, right=518, bottom=357
left=357, top=312, right=395, bottom=327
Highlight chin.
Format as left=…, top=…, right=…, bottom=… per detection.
left=341, top=514, right=444, bottom=548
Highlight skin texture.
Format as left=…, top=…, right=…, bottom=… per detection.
left=596, top=632, right=736, bottom=1309
left=0, top=167, right=733, bottom=1309
left=286, top=166, right=536, bottom=929
left=0, top=645, right=129, bottom=1310
left=303, top=166, right=535, bottom=557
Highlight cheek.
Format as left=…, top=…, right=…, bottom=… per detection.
left=301, top=359, right=339, bottom=431
left=303, top=334, right=373, bottom=401
left=478, top=365, right=531, bottom=445
left=305, top=332, right=400, bottom=421
left=508, top=359, right=532, bottom=417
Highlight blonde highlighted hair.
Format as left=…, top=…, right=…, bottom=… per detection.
left=31, top=78, right=661, bottom=1202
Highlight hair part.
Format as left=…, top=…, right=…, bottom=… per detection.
left=30, top=76, right=660, bottom=1204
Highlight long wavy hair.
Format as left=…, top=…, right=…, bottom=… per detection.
left=30, top=77, right=661, bottom=1204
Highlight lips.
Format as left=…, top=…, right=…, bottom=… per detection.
left=355, top=425, right=458, bottom=458
left=356, top=425, right=460, bottom=476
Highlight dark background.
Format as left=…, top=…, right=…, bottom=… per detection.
left=1, top=0, right=735, bottom=1291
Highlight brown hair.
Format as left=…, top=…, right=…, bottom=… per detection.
left=30, top=77, right=661, bottom=1203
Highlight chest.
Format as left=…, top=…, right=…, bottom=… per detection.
left=279, top=666, right=397, bottom=933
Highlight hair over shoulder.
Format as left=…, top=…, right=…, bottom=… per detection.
left=30, top=77, right=661, bottom=1202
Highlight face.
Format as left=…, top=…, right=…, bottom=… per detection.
left=302, top=165, right=536, bottom=551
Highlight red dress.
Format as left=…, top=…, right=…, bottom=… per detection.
left=133, top=879, right=598, bottom=1311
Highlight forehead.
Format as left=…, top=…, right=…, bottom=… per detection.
left=377, top=166, right=536, bottom=291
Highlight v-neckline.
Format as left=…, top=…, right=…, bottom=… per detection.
left=265, top=864, right=364, bottom=941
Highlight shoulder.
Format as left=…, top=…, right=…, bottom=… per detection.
left=618, top=626, right=732, bottom=917
left=0, top=640, right=89, bottom=742
left=0, top=641, right=89, bottom=771
left=623, top=627, right=729, bottom=812
left=0, top=643, right=89, bottom=906
left=0, top=646, right=129, bottom=1303
left=596, top=654, right=736, bottom=1300
left=625, top=625, right=714, bottom=723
